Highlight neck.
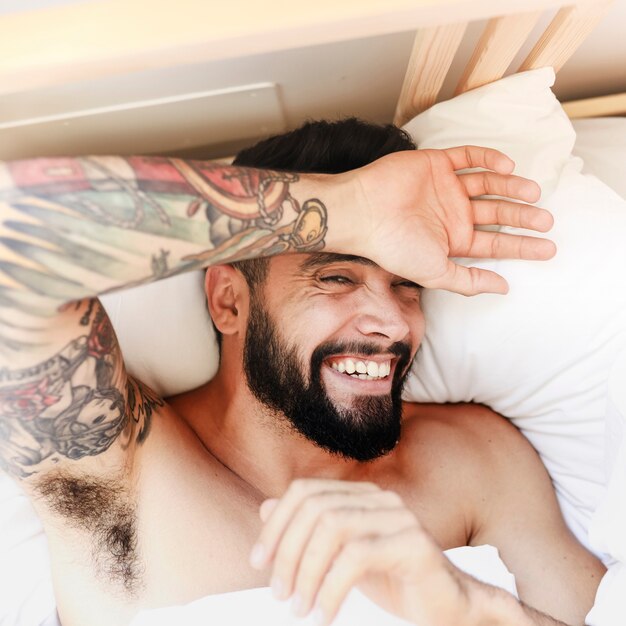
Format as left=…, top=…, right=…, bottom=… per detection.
left=170, top=366, right=360, bottom=499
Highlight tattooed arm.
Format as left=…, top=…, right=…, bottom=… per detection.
left=0, top=156, right=341, bottom=480
left=0, top=149, right=555, bottom=480
left=0, top=149, right=555, bottom=308
left=0, top=157, right=336, bottom=305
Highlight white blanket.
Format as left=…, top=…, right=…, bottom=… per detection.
left=0, top=476, right=56, bottom=626
left=130, top=545, right=517, bottom=626
left=586, top=345, right=626, bottom=626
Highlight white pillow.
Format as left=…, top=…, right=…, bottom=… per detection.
left=101, top=68, right=626, bottom=554
left=572, top=117, right=626, bottom=201
left=402, top=68, right=626, bottom=553
left=103, top=272, right=218, bottom=397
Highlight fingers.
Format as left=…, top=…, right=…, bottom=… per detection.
left=314, top=528, right=437, bottom=626
left=460, top=171, right=541, bottom=203
left=268, top=490, right=402, bottom=602
left=313, top=534, right=398, bottom=626
left=250, top=479, right=378, bottom=569
left=467, top=230, right=557, bottom=262
left=471, top=199, right=554, bottom=233
left=250, top=480, right=421, bottom=624
left=424, top=226, right=557, bottom=295
left=423, top=261, right=510, bottom=296
left=290, top=507, right=415, bottom=618
left=442, top=146, right=515, bottom=174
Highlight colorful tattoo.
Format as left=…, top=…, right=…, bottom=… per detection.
left=0, top=156, right=328, bottom=317
left=0, top=300, right=158, bottom=479
left=0, top=156, right=325, bottom=481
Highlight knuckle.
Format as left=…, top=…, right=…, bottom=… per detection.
left=344, top=536, right=373, bottom=562
left=490, top=235, right=501, bottom=257
left=464, top=145, right=474, bottom=167
left=318, top=508, right=340, bottom=530
left=289, top=478, right=310, bottom=496
left=380, top=489, right=404, bottom=506
left=481, top=171, right=491, bottom=190
left=302, top=493, right=326, bottom=515
left=497, top=200, right=509, bottom=222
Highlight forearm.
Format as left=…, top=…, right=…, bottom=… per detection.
left=0, top=156, right=355, bottom=315
left=0, top=156, right=355, bottom=477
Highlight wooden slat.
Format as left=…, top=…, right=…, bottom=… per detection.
left=455, top=11, right=543, bottom=95
left=393, top=22, right=467, bottom=126
left=562, top=92, right=626, bottom=118
left=520, top=0, right=614, bottom=73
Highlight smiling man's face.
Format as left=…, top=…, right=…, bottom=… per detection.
left=241, top=253, right=425, bottom=461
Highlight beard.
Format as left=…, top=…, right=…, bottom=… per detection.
left=243, top=296, right=413, bottom=462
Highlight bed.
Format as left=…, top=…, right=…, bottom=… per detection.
left=1, top=1, right=626, bottom=625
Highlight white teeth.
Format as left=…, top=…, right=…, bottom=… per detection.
left=329, top=358, right=392, bottom=380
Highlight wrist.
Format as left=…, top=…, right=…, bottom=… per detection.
left=469, top=583, right=534, bottom=626
left=294, top=170, right=366, bottom=256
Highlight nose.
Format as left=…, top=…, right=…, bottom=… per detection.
left=353, top=286, right=412, bottom=343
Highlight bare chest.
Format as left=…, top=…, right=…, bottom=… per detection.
left=50, top=412, right=470, bottom=625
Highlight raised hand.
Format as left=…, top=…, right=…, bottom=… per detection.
left=249, top=479, right=517, bottom=626
left=334, top=146, right=556, bottom=296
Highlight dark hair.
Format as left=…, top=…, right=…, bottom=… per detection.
left=212, top=118, right=416, bottom=344
left=234, top=117, right=416, bottom=174
left=231, top=118, right=415, bottom=287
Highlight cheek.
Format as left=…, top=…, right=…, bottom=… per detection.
left=285, top=298, right=351, bottom=349
left=302, top=297, right=354, bottom=334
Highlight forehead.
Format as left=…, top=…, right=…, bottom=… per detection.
left=297, top=253, right=379, bottom=273
left=267, top=252, right=379, bottom=277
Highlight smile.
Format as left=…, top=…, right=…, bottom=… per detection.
left=326, top=356, right=392, bottom=381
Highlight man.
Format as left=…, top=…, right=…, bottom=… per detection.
left=0, top=119, right=601, bottom=626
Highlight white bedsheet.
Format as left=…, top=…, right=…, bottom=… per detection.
left=0, top=540, right=516, bottom=626
left=586, top=346, right=626, bottom=626
left=129, top=545, right=517, bottom=626
left=0, top=475, right=55, bottom=626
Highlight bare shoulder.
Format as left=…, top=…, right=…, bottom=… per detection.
left=401, top=401, right=532, bottom=470
left=400, top=402, right=604, bottom=624
left=398, top=402, right=545, bottom=529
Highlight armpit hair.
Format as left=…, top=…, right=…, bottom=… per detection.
left=34, top=471, right=143, bottom=595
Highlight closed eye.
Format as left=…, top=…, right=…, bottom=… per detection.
left=394, top=280, right=422, bottom=290
left=319, top=275, right=354, bottom=285
left=394, top=280, right=423, bottom=296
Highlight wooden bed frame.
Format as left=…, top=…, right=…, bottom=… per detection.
left=0, top=0, right=620, bottom=160
left=391, top=0, right=617, bottom=124
left=563, top=92, right=626, bottom=118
